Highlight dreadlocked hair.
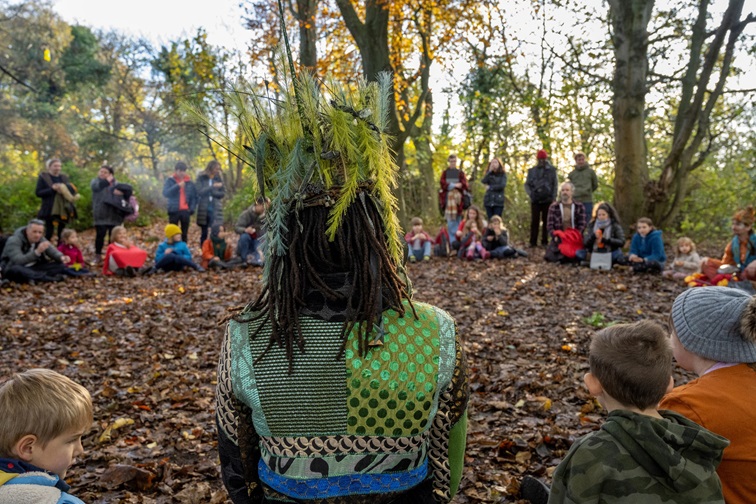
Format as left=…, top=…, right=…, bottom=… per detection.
left=235, top=193, right=414, bottom=372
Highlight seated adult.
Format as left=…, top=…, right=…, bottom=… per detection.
left=234, top=197, right=267, bottom=266
left=545, top=182, right=586, bottom=263
left=701, top=206, right=756, bottom=282
left=660, top=287, right=756, bottom=504
left=577, top=201, right=625, bottom=264
left=0, top=219, right=70, bottom=283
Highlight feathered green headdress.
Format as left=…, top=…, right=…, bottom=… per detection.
left=189, top=58, right=402, bottom=281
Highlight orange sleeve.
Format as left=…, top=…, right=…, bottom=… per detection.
left=201, top=239, right=215, bottom=261
left=224, top=244, right=233, bottom=261
left=659, top=393, right=705, bottom=425
left=722, top=241, right=735, bottom=265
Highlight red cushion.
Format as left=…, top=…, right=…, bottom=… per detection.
left=111, top=247, right=147, bottom=268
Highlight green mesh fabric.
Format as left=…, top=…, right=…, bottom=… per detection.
left=232, top=316, right=348, bottom=436
left=345, top=302, right=453, bottom=436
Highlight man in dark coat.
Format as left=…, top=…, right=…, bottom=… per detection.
left=90, top=164, right=125, bottom=262
left=524, top=149, right=558, bottom=247
left=162, top=161, right=198, bottom=243
left=0, top=219, right=70, bottom=283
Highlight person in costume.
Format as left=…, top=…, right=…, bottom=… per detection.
left=213, top=70, right=469, bottom=504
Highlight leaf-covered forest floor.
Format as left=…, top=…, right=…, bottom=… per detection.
left=0, top=224, right=698, bottom=503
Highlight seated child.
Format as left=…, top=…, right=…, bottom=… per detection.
left=458, top=220, right=489, bottom=260
left=0, top=368, right=92, bottom=504
left=56, top=229, right=93, bottom=277
left=404, top=217, right=432, bottom=262
left=201, top=224, right=240, bottom=269
left=660, top=287, right=756, bottom=504
left=662, top=236, right=701, bottom=281
left=103, top=225, right=148, bottom=277
left=543, top=320, right=728, bottom=504
left=151, top=223, right=205, bottom=274
left=484, top=216, right=526, bottom=258
left=627, top=217, right=666, bottom=273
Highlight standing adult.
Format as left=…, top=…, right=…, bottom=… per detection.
left=90, top=164, right=124, bottom=263
left=162, top=161, right=197, bottom=243
left=567, top=152, right=598, bottom=219
left=440, top=154, right=469, bottom=245
left=525, top=149, right=558, bottom=247
left=481, top=157, right=507, bottom=219
left=195, top=160, right=226, bottom=247
left=0, top=219, right=70, bottom=283
left=35, top=158, right=78, bottom=242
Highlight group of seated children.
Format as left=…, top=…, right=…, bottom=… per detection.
left=407, top=207, right=527, bottom=262
left=523, top=285, right=756, bottom=504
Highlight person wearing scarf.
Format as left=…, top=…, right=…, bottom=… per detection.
left=577, top=201, right=625, bottom=264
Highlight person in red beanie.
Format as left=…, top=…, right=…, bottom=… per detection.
left=525, top=149, right=558, bottom=247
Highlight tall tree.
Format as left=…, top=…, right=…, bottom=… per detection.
left=609, top=0, right=756, bottom=227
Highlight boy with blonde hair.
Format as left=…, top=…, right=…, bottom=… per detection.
left=0, top=369, right=92, bottom=504
left=543, top=321, right=728, bottom=503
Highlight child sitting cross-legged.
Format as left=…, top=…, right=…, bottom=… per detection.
left=458, top=220, right=490, bottom=260
left=522, top=320, right=728, bottom=504
left=57, top=229, right=94, bottom=277
left=484, top=215, right=527, bottom=259
left=103, top=225, right=148, bottom=277
left=0, top=368, right=92, bottom=504
left=201, top=224, right=241, bottom=270
left=627, top=217, right=667, bottom=273
left=148, top=224, right=205, bottom=274
left=404, top=217, right=432, bottom=262
left=662, top=236, right=701, bottom=281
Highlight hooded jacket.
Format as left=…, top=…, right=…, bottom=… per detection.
left=0, top=226, right=64, bottom=267
left=0, top=458, right=84, bottom=504
left=629, top=229, right=666, bottom=264
left=548, top=410, right=728, bottom=504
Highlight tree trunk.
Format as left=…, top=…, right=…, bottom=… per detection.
left=295, top=0, right=317, bottom=70
left=647, top=0, right=752, bottom=227
left=414, top=92, right=437, bottom=220
left=608, top=0, right=654, bottom=229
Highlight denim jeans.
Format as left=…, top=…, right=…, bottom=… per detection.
left=408, top=242, right=431, bottom=261
left=238, top=233, right=261, bottom=262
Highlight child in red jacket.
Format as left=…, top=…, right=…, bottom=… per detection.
left=57, top=229, right=93, bottom=276
left=103, top=226, right=147, bottom=277
left=404, top=217, right=432, bottom=262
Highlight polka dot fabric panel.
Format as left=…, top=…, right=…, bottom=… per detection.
left=345, top=302, right=442, bottom=436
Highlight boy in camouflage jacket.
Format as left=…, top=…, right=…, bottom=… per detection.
left=548, top=320, right=728, bottom=504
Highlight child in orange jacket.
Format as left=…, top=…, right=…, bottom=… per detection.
left=201, top=225, right=239, bottom=269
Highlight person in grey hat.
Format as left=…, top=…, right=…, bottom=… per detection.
left=660, top=286, right=756, bottom=504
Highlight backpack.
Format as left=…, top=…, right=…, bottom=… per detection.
left=433, top=227, right=451, bottom=257
left=530, top=168, right=554, bottom=204
left=124, top=195, right=140, bottom=222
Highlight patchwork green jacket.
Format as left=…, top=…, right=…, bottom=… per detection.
left=548, top=409, right=728, bottom=504
left=216, top=300, right=469, bottom=503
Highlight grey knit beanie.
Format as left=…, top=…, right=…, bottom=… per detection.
left=671, top=286, right=756, bottom=363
